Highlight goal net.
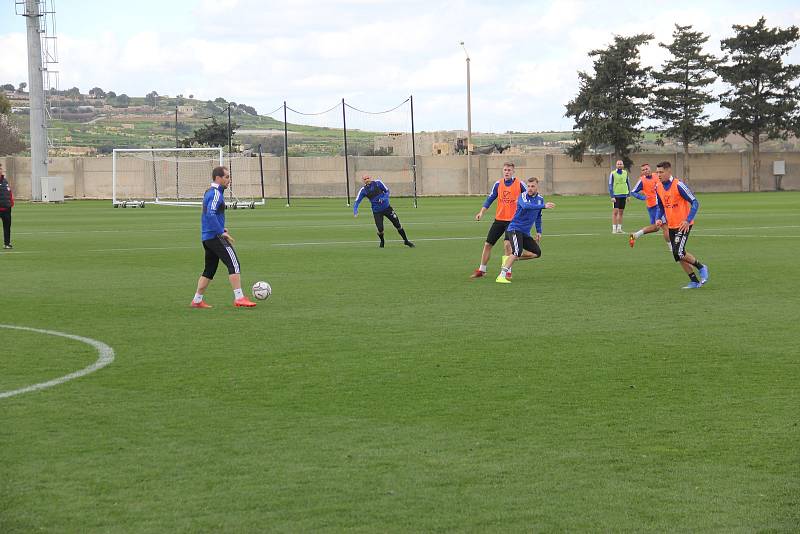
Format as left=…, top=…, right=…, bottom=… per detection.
left=112, top=147, right=266, bottom=208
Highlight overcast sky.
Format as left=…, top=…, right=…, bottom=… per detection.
left=2, top=0, right=799, bottom=133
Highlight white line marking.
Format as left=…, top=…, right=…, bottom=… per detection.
left=0, top=325, right=115, bottom=399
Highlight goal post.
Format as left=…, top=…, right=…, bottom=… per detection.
left=111, top=147, right=265, bottom=208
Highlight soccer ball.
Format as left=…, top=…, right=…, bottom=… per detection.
left=252, top=281, right=272, bottom=300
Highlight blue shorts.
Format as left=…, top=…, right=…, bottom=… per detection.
left=647, top=206, right=660, bottom=225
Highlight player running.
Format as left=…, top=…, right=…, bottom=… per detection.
left=471, top=162, right=526, bottom=279
left=496, top=177, right=555, bottom=283
left=653, top=161, right=709, bottom=289
left=628, top=162, right=670, bottom=250
left=353, top=174, right=414, bottom=248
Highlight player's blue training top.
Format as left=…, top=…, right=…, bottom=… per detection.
left=506, top=192, right=546, bottom=235
left=482, top=177, right=527, bottom=209
left=353, top=180, right=390, bottom=214
left=201, top=183, right=226, bottom=240
left=655, top=178, right=699, bottom=222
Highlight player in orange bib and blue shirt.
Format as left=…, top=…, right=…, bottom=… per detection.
left=628, top=162, right=670, bottom=250
left=653, top=161, right=709, bottom=289
left=471, top=162, right=526, bottom=278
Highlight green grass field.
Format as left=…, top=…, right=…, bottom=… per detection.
left=2, top=193, right=799, bottom=532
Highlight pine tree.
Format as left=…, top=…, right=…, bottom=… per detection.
left=565, top=34, right=653, bottom=168
left=651, top=24, right=720, bottom=183
left=716, top=17, right=800, bottom=191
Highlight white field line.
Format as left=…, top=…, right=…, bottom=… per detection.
left=0, top=325, right=115, bottom=400
left=2, top=228, right=799, bottom=255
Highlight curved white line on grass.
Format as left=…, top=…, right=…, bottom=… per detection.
left=0, top=325, right=115, bottom=399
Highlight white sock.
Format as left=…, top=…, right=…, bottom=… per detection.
left=234, top=288, right=244, bottom=299
left=501, top=267, right=509, bottom=275
left=192, top=293, right=204, bottom=304
left=479, top=264, right=487, bottom=272
left=634, top=230, right=644, bottom=238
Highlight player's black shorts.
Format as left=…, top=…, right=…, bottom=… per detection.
left=373, top=206, right=402, bottom=233
left=202, top=236, right=241, bottom=279
left=485, top=219, right=510, bottom=246
left=505, top=230, right=542, bottom=258
left=668, top=225, right=692, bottom=262
left=613, top=197, right=627, bottom=210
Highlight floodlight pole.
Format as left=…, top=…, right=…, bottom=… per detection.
left=342, top=98, right=351, bottom=207
left=460, top=41, right=472, bottom=195
left=283, top=101, right=290, bottom=206
left=24, top=0, right=48, bottom=200
left=410, top=94, right=418, bottom=208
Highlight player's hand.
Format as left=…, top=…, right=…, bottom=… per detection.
left=545, top=202, right=555, bottom=209
left=223, top=232, right=235, bottom=245
left=353, top=213, right=358, bottom=218
left=475, top=211, right=483, bottom=221
left=535, top=233, right=541, bottom=242
left=679, top=220, right=690, bottom=233
left=655, top=219, right=663, bottom=228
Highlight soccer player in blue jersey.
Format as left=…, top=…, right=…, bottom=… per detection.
left=353, top=174, right=414, bottom=248
left=190, top=166, right=257, bottom=308
left=496, top=177, right=556, bottom=283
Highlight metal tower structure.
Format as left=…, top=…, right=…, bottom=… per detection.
left=16, top=0, right=59, bottom=200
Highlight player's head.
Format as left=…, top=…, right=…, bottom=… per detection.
left=655, top=161, right=672, bottom=183
left=502, top=162, right=514, bottom=178
left=616, top=160, right=624, bottom=170
left=361, top=174, right=372, bottom=185
left=526, top=177, right=539, bottom=195
left=640, top=162, right=651, bottom=175
left=212, top=166, right=231, bottom=188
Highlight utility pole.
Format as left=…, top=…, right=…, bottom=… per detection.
left=460, top=41, right=472, bottom=195
left=24, top=0, right=48, bottom=200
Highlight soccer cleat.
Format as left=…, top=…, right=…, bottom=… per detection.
left=682, top=281, right=702, bottom=289
left=495, top=274, right=511, bottom=284
left=470, top=269, right=486, bottom=278
left=698, top=265, right=709, bottom=285
left=404, top=241, right=415, bottom=248
left=190, top=300, right=212, bottom=309
left=234, top=297, right=257, bottom=307
left=629, top=234, right=636, bottom=247
left=3, top=244, right=11, bottom=249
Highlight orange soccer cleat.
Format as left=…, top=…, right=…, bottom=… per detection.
left=190, top=300, right=212, bottom=309
left=629, top=233, right=636, bottom=248
left=234, top=297, right=257, bottom=308
left=470, top=269, right=486, bottom=278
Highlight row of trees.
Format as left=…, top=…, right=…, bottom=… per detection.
left=565, top=18, right=800, bottom=190
left=0, top=93, right=26, bottom=155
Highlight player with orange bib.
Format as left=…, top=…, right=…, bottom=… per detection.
left=628, top=162, right=670, bottom=249
left=653, top=161, right=709, bottom=289
left=471, top=162, right=526, bottom=278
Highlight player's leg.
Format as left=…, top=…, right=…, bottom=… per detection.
left=616, top=197, right=626, bottom=232
left=212, top=235, right=255, bottom=306
left=192, top=241, right=219, bottom=308
left=473, top=221, right=504, bottom=277
left=516, top=235, right=541, bottom=261
left=671, top=227, right=706, bottom=288
left=373, top=211, right=386, bottom=247
left=1, top=211, right=10, bottom=247
left=385, top=206, right=414, bottom=247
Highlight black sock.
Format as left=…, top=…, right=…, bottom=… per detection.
left=693, top=259, right=704, bottom=269
left=378, top=233, right=385, bottom=247
left=398, top=227, right=409, bottom=242
left=689, top=273, right=700, bottom=283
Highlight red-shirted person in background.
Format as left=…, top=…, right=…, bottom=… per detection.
left=0, top=163, right=14, bottom=249
left=654, top=161, right=709, bottom=289
left=471, top=162, right=526, bottom=279
left=628, top=162, right=670, bottom=250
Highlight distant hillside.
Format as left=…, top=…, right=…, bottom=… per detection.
left=6, top=88, right=797, bottom=157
